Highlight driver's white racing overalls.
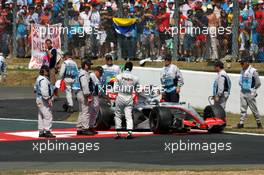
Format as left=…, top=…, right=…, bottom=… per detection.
left=114, top=70, right=139, bottom=131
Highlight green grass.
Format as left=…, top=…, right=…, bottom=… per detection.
left=225, top=111, right=264, bottom=134
left=0, top=69, right=38, bottom=87
left=66, top=112, right=79, bottom=122
left=6, top=58, right=264, bottom=74
left=2, top=169, right=264, bottom=175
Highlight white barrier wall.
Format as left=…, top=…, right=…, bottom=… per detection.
left=132, top=67, right=264, bottom=115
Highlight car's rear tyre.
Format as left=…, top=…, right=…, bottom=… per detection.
left=95, top=105, right=114, bottom=130
left=149, top=107, right=172, bottom=134
left=203, top=105, right=226, bottom=133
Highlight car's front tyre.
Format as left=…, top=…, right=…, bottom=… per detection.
left=203, top=105, right=226, bottom=133
left=149, top=107, right=172, bottom=134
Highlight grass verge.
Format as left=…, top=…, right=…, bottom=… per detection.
left=6, top=58, right=264, bottom=74
left=2, top=170, right=264, bottom=175
left=0, top=69, right=38, bottom=87
left=225, top=111, right=264, bottom=134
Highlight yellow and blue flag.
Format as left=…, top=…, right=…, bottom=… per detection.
left=113, top=18, right=137, bottom=37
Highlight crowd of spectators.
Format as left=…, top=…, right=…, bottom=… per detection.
left=0, top=0, right=263, bottom=62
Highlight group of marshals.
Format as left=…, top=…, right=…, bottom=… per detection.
left=34, top=53, right=262, bottom=138
left=34, top=53, right=140, bottom=139
left=76, top=60, right=103, bottom=135
left=212, top=56, right=262, bottom=129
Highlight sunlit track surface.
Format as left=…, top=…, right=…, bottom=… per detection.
left=0, top=119, right=263, bottom=165
left=0, top=132, right=264, bottom=165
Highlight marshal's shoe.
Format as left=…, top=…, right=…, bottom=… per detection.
left=114, top=134, right=123, bottom=140
left=126, top=134, right=135, bottom=140
left=43, top=131, right=56, bottom=138
left=237, top=123, right=244, bottom=129
left=89, top=128, right=98, bottom=134
left=39, top=132, right=45, bottom=138
left=257, top=122, right=263, bottom=129
left=77, top=130, right=95, bottom=136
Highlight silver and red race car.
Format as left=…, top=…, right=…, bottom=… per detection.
left=95, top=90, right=226, bottom=134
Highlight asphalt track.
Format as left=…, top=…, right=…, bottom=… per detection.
left=0, top=87, right=264, bottom=170
left=0, top=130, right=264, bottom=164
left=0, top=87, right=78, bottom=120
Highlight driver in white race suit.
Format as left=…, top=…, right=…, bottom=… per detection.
left=114, top=62, right=139, bottom=139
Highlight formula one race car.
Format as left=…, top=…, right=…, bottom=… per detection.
left=95, top=90, right=226, bottom=134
